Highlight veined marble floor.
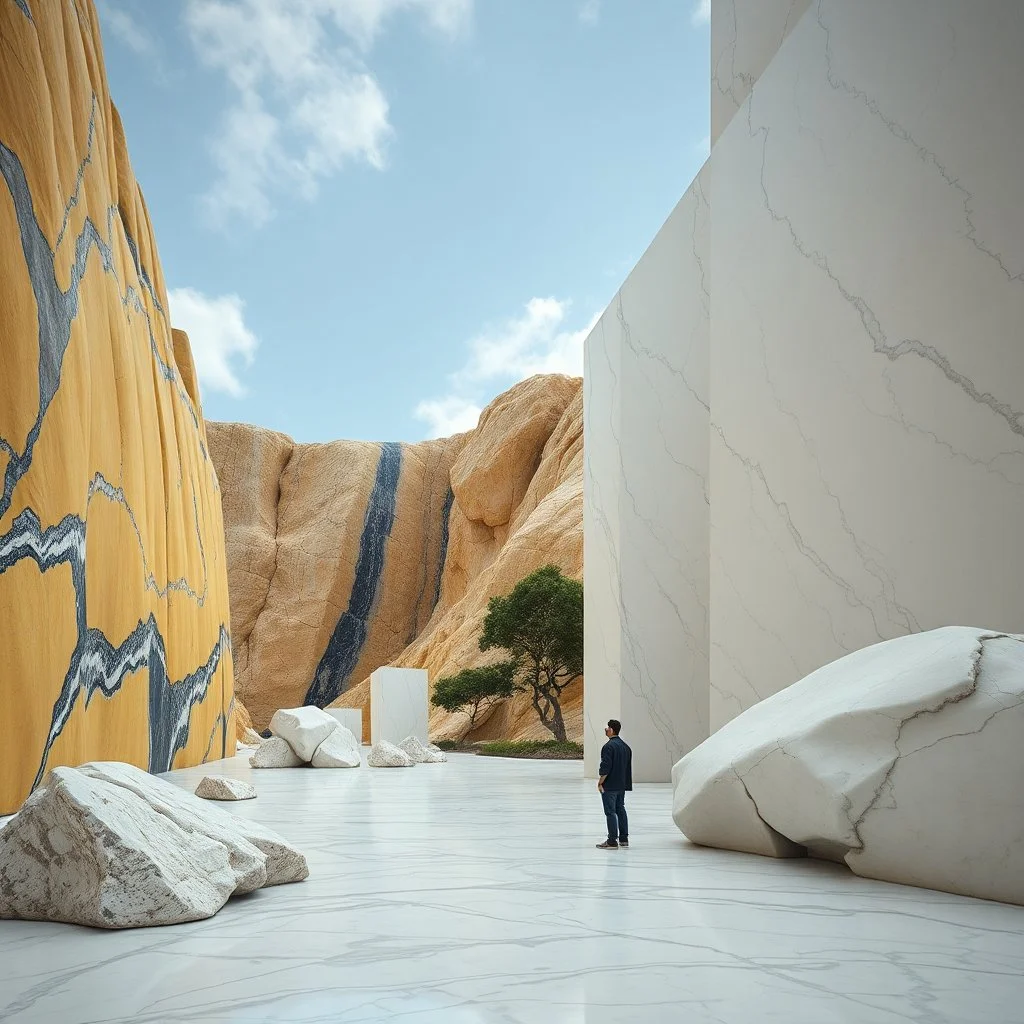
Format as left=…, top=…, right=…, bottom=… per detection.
left=1, top=753, right=1022, bottom=1023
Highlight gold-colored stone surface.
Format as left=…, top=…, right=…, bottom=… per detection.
left=0, top=0, right=234, bottom=814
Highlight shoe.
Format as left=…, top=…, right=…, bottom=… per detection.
left=596, top=840, right=618, bottom=849
left=619, top=840, right=629, bottom=848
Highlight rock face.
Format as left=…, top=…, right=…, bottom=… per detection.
left=0, top=767, right=237, bottom=929
left=0, top=1, right=234, bottom=815
left=269, top=706, right=339, bottom=762
left=209, top=375, right=583, bottom=742
left=311, top=727, right=361, bottom=768
left=196, top=776, right=257, bottom=801
left=78, top=761, right=307, bottom=888
left=671, top=628, right=1024, bottom=906
left=249, top=737, right=303, bottom=769
left=399, top=736, right=446, bottom=764
left=367, top=741, right=414, bottom=768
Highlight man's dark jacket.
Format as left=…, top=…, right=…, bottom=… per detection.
left=599, top=735, right=633, bottom=791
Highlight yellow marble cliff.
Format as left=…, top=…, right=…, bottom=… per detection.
left=0, top=0, right=234, bottom=814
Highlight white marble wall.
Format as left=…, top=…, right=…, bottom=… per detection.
left=709, top=0, right=1024, bottom=727
left=711, top=0, right=811, bottom=144
left=370, top=668, right=428, bottom=746
left=584, top=170, right=711, bottom=782
left=326, top=708, right=363, bottom=743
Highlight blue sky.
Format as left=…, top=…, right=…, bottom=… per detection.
left=98, top=0, right=710, bottom=442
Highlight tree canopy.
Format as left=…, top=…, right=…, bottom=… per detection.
left=431, top=661, right=517, bottom=731
left=479, top=564, right=583, bottom=742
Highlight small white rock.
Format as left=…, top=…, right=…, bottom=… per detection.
left=196, top=776, right=258, bottom=801
left=242, top=727, right=265, bottom=747
left=311, top=727, right=361, bottom=768
left=399, top=736, right=447, bottom=763
left=250, top=736, right=304, bottom=769
left=367, top=741, right=414, bottom=767
left=270, top=706, right=339, bottom=762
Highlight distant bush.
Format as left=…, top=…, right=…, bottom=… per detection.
left=476, top=739, right=583, bottom=760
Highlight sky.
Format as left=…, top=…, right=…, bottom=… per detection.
left=97, top=0, right=711, bottom=442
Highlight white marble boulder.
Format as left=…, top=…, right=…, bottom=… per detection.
left=270, top=706, right=339, bottom=762
left=0, top=768, right=239, bottom=928
left=80, top=761, right=307, bottom=888
left=672, top=627, right=1024, bottom=905
left=196, top=776, right=257, bottom=801
left=250, top=736, right=304, bottom=769
left=399, top=736, right=447, bottom=764
left=367, top=741, right=414, bottom=767
left=311, top=726, right=361, bottom=768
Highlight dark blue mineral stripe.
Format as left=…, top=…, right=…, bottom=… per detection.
left=304, top=442, right=403, bottom=706
left=13, top=0, right=31, bottom=20
left=431, top=486, right=454, bottom=611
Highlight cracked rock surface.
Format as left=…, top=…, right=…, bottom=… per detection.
left=250, top=737, right=304, bottom=769
left=672, top=627, right=1024, bottom=905
left=311, top=727, right=361, bottom=768
left=399, top=736, right=447, bottom=763
left=367, top=741, right=414, bottom=767
left=196, top=776, right=258, bottom=801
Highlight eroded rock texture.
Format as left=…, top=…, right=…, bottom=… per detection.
left=209, top=374, right=583, bottom=741
left=0, top=0, right=233, bottom=815
left=671, top=627, right=1024, bottom=905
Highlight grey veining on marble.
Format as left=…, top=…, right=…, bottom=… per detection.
left=709, top=0, right=1024, bottom=729
left=0, top=753, right=1020, bottom=1023
left=584, top=172, right=711, bottom=782
left=711, top=0, right=812, bottom=143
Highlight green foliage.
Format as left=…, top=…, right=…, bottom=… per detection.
left=476, top=740, right=583, bottom=760
left=479, top=564, right=583, bottom=742
left=430, top=661, right=516, bottom=730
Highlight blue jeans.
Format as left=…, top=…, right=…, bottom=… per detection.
left=601, top=790, right=628, bottom=843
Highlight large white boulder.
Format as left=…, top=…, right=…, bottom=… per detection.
left=0, top=768, right=237, bottom=928
left=80, top=761, right=307, bottom=888
left=270, top=706, right=339, bottom=762
left=311, top=727, right=361, bottom=768
left=367, top=741, right=414, bottom=767
left=399, top=736, right=447, bottom=764
left=250, top=736, right=304, bottom=769
left=195, top=776, right=258, bottom=801
left=672, top=628, right=1024, bottom=905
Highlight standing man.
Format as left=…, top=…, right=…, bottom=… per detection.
left=596, top=719, right=632, bottom=849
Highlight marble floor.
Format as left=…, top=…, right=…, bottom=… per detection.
left=1, top=753, right=1022, bottom=1023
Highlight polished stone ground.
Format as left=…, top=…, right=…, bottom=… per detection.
left=1, top=753, right=1022, bottom=1023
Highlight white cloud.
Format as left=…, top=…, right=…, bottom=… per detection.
left=168, top=287, right=259, bottom=398
left=414, top=396, right=482, bottom=436
left=184, top=0, right=472, bottom=226
left=691, top=0, right=711, bottom=26
left=97, top=0, right=158, bottom=57
left=415, top=297, right=597, bottom=439
left=578, top=0, right=600, bottom=25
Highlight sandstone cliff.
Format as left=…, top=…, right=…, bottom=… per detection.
left=209, top=374, right=583, bottom=741
left=0, top=0, right=234, bottom=814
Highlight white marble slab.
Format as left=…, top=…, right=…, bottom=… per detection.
left=369, top=667, right=428, bottom=747
left=709, top=0, right=1024, bottom=728
left=0, top=753, right=1020, bottom=1023
left=711, top=0, right=812, bottom=143
left=325, top=707, right=363, bottom=743
left=584, top=172, right=711, bottom=782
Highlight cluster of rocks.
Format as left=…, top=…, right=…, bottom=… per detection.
left=247, top=706, right=362, bottom=768
left=0, top=761, right=307, bottom=929
left=368, top=736, right=447, bottom=768
left=246, top=705, right=446, bottom=770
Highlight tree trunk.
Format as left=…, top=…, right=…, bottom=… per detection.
left=530, top=685, right=567, bottom=742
